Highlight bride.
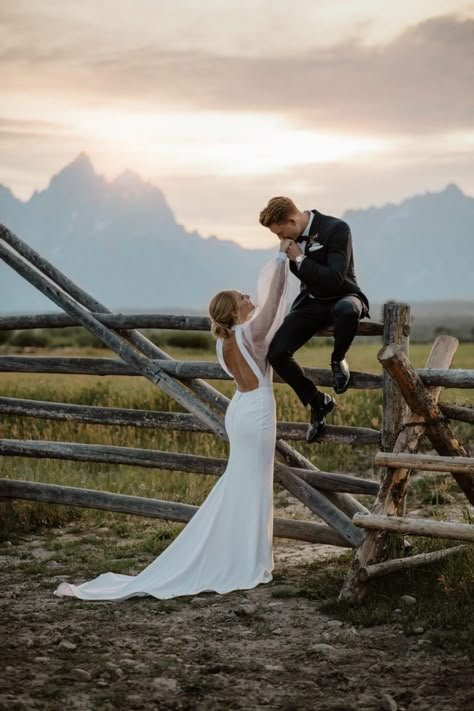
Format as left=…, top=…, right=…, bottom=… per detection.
left=55, top=238, right=291, bottom=601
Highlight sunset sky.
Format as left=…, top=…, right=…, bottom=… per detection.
left=1, top=0, right=473, bottom=248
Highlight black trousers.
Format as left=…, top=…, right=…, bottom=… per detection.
left=268, top=295, right=364, bottom=406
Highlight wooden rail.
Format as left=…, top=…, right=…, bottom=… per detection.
left=0, top=396, right=381, bottom=446
left=0, top=479, right=351, bottom=548
left=0, top=356, right=383, bottom=389
left=0, top=311, right=384, bottom=335
left=358, top=545, right=467, bottom=581
left=375, top=452, right=474, bottom=475
left=2, top=356, right=472, bottom=389
left=353, top=513, right=474, bottom=542
left=0, top=439, right=379, bottom=495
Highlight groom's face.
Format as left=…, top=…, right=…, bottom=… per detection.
left=268, top=218, right=300, bottom=241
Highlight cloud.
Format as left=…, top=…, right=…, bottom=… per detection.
left=0, top=118, right=70, bottom=134
left=1, top=13, right=472, bottom=134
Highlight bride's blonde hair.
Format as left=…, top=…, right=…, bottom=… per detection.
left=208, top=290, right=239, bottom=339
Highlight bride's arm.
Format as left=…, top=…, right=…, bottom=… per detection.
left=242, top=249, right=289, bottom=358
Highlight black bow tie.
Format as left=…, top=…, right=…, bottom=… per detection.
left=296, top=235, right=306, bottom=244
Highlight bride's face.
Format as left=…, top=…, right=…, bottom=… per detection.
left=234, top=291, right=254, bottom=322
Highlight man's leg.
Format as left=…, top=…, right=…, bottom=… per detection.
left=268, top=301, right=331, bottom=406
left=331, top=296, right=364, bottom=394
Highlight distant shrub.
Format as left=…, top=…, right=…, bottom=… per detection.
left=146, top=331, right=165, bottom=347
left=71, top=329, right=108, bottom=349
left=41, top=327, right=107, bottom=349
left=165, top=332, right=213, bottom=350
left=11, top=330, right=50, bottom=348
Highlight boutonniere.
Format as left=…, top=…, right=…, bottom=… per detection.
left=308, top=234, right=323, bottom=252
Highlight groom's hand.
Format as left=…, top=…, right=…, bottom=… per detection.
left=286, top=240, right=303, bottom=262
left=278, top=238, right=292, bottom=254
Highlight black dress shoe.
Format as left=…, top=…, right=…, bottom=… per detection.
left=306, top=392, right=336, bottom=443
left=331, top=358, right=350, bottom=394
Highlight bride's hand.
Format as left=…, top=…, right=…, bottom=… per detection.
left=279, top=238, right=292, bottom=254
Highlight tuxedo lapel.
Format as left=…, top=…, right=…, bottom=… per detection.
left=308, top=210, right=321, bottom=238
left=303, top=210, right=322, bottom=254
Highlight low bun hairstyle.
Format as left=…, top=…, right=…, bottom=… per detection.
left=208, top=290, right=239, bottom=340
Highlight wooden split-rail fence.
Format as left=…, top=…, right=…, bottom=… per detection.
left=0, top=223, right=473, bottom=603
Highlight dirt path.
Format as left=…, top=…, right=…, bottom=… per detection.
left=1, top=530, right=473, bottom=711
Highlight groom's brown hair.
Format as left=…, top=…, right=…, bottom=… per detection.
left=259, top=197, right=298, bottom=227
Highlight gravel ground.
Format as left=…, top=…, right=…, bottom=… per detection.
left=1, top=531, right=473, bottom=711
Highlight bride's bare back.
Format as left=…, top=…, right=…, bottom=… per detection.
left=222, top=334, right=259, bottom=392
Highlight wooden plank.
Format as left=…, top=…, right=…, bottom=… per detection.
left=289, top=467, right=379, bottom=495
left=0, top=435, right=363, bottom=546
left=375, top=452, right=474, bottom=475
left=0, top=438, right=227, bottom=474
left=0, top=437, right=377, bottom=494
left=0, top=479, right=351, bottom=547
left=0, top=311, right=384, bottom=336
left=417, top=369, right=474, bottom=389
left=0, top=397, right=212, bottom=431
left=2, top=354, right=472, bottom=389
left=275, top=439, right=369, bottom=520
left=353, top=514, right=474, bottom=542
left=0, top=396, right=380, bottom=445
left=274, top=463, right=363, bottom=546
left=439, top=402, right=474, bottom=424
left=0, top=355, right=383, bottom=389
left=358, top=545, right=467, bottom=581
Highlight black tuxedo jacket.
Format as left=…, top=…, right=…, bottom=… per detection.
left=290, top=209, right=369, bottom=315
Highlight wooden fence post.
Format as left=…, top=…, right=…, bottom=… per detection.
left=381, top=303, right=411, bottom=452
left=338, top=334, right=459, bottom=603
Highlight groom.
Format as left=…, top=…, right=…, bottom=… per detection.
left=259, top=196, right=369, bottom=442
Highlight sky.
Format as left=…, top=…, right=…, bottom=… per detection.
left=1, top=0, right=473, bottom=248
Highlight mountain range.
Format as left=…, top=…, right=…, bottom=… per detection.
left=1, top=154, right=473, bottom=314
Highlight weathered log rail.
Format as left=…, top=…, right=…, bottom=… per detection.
left=0, top=311, right=384, bottom=336
left=353, top=513, right=474, bottom=542
left=375, top=452, right=474, bottom=476
left=357, top=545, right=467, bottom=581
left=2, top=355, right=474, bottom=389
left=0, top=479, right=350, bottom=548
left=0, top=356, right=384, bottom=389
left=0, top=396, right=380, bottom=445
left=0, top=438, right=379, bottom=495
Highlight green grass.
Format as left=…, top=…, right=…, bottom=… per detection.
left=274, top=539, right=474, bottom=658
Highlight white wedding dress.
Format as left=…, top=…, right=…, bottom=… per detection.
left=55, top=252, right=289, bottom=601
